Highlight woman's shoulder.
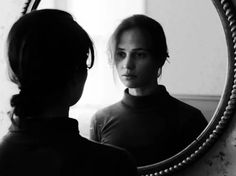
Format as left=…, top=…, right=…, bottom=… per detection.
left=91, top=101, right=123, bottom=121
left=82, top=136, right=128, bottom=156
left=168, top=95, right=202, bottom=115
left=80, top=137, right=138, bottom=176
left=158, top=86, right=203, bottom=114
left=168, top=95, right=208, bottom=130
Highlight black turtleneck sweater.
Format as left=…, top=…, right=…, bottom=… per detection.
left=0, top=117, right=137, bottom=176
left=90, top=85, right=207, bottom=166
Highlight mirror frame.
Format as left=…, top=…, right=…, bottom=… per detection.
left=22, top=0, right=40, bottom=15
left=24, top=0, right=236, bottom=175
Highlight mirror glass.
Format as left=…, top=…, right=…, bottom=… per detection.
left=38, top=0, right=227, bottom=134
left=0, top=0, right=227, bottom=168
left=39, top=0, right=227, bottom=166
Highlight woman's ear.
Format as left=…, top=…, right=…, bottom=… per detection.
left=67, top=70, right=88, bottom=106
left=157, top=67, right=162, bottom=78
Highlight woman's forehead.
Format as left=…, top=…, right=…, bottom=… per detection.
left=117, top=28, right=152, bottom=50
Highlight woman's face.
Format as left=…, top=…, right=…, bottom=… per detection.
left=114, top=28, right=159, bottom=89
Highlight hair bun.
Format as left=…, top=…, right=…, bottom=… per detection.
left=10, top=91, right=28, bottom=118
left=10, top=94, right=21, bottom=107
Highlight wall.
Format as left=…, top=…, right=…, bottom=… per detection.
left=146, top=0, right=227, bottom=96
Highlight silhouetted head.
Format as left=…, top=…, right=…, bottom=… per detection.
left=7, top=9, right=94, bottom=120
left=108, top=14, right=169, bottom=78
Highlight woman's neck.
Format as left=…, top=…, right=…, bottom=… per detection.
left=35, top=104, right=70, bottom=119
left=128, top=84, right=158, bottom=96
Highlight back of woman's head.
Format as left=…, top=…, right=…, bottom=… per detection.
left=109, top=14, right=169, bottom=67
left=7, top=9, right=94, bottom=119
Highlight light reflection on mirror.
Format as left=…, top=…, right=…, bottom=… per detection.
left=37, top=0, right=227, bottom=140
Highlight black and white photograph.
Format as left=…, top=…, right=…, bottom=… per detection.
left=0, top=0, right=236, bottom=176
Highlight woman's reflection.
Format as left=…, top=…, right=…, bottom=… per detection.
left=90, top=14, right=208, bottom=166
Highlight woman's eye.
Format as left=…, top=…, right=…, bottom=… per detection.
left=134, top=52, right=147, bottom=58
left=116, top=51, right=126, bottom=58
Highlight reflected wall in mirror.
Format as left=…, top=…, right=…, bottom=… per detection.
left=148, top=0, right=227, bottom=123
left=35, top=0, right=227, bottom=168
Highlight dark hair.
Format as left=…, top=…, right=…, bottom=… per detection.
left=7, top=9, right=94, bottom=120
left=108, top=14, right=169, bottom=75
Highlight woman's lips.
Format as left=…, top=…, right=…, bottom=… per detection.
left=122, top=74, right=136, bottom=80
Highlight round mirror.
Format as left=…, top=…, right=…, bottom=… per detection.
left=22, top=0, right=236, bottom=175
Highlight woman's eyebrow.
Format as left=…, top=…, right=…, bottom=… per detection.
left=117, top=47, right=150, bottom=51
left=133, top=48, right=150, bottom=51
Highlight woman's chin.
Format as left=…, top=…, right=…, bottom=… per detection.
left=123, top=82, right=139, bottom=89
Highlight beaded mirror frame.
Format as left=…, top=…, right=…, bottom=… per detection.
left=23, top=0, right=236, bottom=175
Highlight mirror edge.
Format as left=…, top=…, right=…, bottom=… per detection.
left=138, top=0, right=236, bottom=175
left=22, top=0, right=41, bottom=15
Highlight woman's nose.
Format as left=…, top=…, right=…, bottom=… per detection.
left=123, top=54, right=134, bottom=69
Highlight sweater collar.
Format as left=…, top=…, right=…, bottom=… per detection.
left=121, top=85, right=169, bottom=109
left=9, top=117, right=79, bottom=134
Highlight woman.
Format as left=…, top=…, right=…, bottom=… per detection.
left=90, top=14, right=208, bottom=166
left=0, top=9, right=137, bottom=176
